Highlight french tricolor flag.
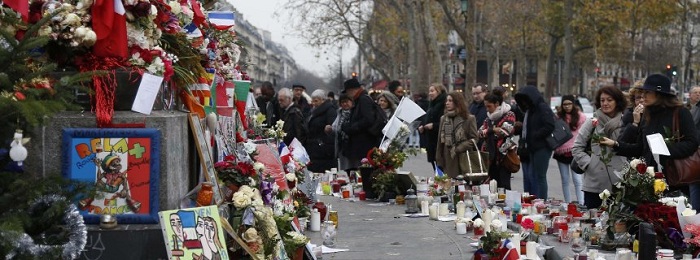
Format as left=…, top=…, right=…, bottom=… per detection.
left=208, top=11, right=236, bottom=30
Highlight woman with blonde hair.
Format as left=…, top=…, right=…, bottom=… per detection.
left=435, top=92, right=478, bottom=178
left=419, top=83, right=447, bottom=166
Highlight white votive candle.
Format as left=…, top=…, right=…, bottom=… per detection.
left=429, top=204, right=438, bottom=220
left=421, top=201, right=429, bottom=215
left=439, top=203, right=449, bottom=217
left=456, top=222, right=467, bottom=234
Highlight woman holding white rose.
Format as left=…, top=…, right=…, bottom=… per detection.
left=572, top=86, right=627, bottom=209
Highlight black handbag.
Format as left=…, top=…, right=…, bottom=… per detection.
left=546, top=118, right=573, bottom=150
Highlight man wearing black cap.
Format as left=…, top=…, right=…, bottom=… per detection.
left=340, top=78, right=381, bottom=170
left=292, top=84, right=311, bottom=118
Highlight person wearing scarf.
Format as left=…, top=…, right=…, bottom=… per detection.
left=478, top=87, right=516, bottom=189
left=435, top=92, right=478, bottom=178
left=553, top=95, right=587, bottom=204
left=419, top=84, right=447, bottom=165
left=572, top=86, right=628, bottom=209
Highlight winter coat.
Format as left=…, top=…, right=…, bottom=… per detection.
left=470, top=101, right=488, bottom=129
left=572, top=110, right=626, bottom=194
left=281, top=104, right=307, bottom=145
left=554, top=111, right=587, bottom=156
left=616, top=105, right=698, bottom=172
left=341, top=90, right=381, bottom=161
left=422, top=92, right=446, bottom=162
left=435, top=112, right=478, bottom=178
left=305, top=100, right=338, bottom=172
left=478, top=103, right=516, bottom=162
left=514, top=86, right=555, bottom=152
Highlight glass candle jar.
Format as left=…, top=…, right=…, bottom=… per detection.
left=322, top=221, right=337, bottom=247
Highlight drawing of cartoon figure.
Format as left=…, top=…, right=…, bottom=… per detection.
left=79, top=152, right=141, bottom=213
left=192, top=216, right=223, bottom=260
left=169, top=213, right=185, bottom=258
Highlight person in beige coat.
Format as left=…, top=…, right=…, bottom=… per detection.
left=436, top=92, right=478, bottom=178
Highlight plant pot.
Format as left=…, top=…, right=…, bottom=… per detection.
left=379, top=191, right=396, bottom=202
left=359, top=167, right=377, bottom=199
left=293, top=246, right=304, bottom=260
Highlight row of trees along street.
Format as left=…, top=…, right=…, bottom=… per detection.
left=280, top=0, right=700, bottom=100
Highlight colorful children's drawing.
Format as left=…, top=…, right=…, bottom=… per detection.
left=62, top=128, right=160, bottom=224
left=159, top=205, right=229, bottom=260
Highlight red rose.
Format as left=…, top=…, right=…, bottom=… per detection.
left=655, top=172, right=665, bottom=179
left=521, top=218, right=535, bottom=230
left=14, top=91, right=25, bottom=101
left=591, top=118, right=599, bottom=128
left=636, top=162, right=647, bottom=174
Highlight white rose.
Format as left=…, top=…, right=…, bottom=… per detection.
left=168, top=1, right=182, bottom=14
left=244, top=142, right=257, bottom=154
left=238, top=185, right=253, bottom=197
left=61, top=13, right=81, bottom=27
left=473, top=218, right=484, bottom=228
left=233, top=192, right=251, bottom=208
left=253, top=162, right=265, bottom=172
left=491, top=219, right=503, bottom=230
left=599, top=189, right=611, bottom=200
left=683, top=208, right=697, bottom=216
left=276, top=120, right=285, bottom=128
left=629, top=159, right=642, bottom=169
left=242, top=228, right=260, bottom=242
left=285, top=173, right=297, bottom=182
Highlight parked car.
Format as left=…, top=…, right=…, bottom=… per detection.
left=550, top=96, right=594, bottom=119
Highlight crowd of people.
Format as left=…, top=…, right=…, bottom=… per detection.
left=252, top=73, right=700, bottom=210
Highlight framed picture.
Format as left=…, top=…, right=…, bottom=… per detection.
left=188, top=113, right=224, bottom=204
left=62, top=128, right=161, bottom=224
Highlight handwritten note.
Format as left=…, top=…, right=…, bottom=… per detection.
left=131, top=73, right=163, bottom=115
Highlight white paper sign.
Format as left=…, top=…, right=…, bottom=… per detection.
left=394, top=97, right=426, bottom=124
left=480, top=184, right=491, bottom=196
left=506, top=190, right=521, bottom=208
left=646, top=133, right=670, bottom=156
left=131, top=73, right=163, bottom=115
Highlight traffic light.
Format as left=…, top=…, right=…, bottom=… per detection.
left=666, top=64, right=672, bottom=77
left=351, top=72, right=357, bottom=78
left=672, top=65, right=678, bottom=76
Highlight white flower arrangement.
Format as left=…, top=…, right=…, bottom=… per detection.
left=285, top=231, right=309, bottom=245
left=599, top=189, right=611, bottom=200
left=253, top=162, right=265, bottom=172
left=244, top=141, right=257, bottom=155
left=232, top=191, right=252, bottom=208
left=490, top=219, right=503, bottom=230
left=683, top=208, right=697, bottom=216
left=473, top=218, right=484, bottom=228
left=629, top=159, right=642, bottom=170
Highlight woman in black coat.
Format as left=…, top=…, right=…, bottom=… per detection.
left=305, top=90, right=338, bottom=173
left=603, top=74, right=699, bottom=208
left=419, top=83, right=447, bottom=166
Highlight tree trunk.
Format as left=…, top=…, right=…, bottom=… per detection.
left=546, top=35, right=561, bottom=100
left=420, top=0, right=442, bottom=94
left=563, top=0, right=573, bottom=94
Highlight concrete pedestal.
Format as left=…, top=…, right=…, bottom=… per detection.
left=27, top=110, right=194, bottom=211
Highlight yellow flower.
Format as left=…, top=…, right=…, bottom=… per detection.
left=654, top=179, right=667, bottom=194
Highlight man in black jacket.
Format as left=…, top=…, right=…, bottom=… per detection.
left=278, top=88, right=307, bottom=145
left=514, top=86, right=555, bottom=200
left=341, top=78, right=381, bottom=170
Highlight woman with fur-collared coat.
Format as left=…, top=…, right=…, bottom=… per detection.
left=436, top=92, right=478, bottom=178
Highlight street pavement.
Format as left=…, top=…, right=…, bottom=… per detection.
left=308, top=152, right=569, bottom=260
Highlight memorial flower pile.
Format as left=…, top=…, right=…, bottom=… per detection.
left=599, top=158, right=681, bottom=249
left=215, top=155, right=259, bottom=186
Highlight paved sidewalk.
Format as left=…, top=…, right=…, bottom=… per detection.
left=306, top=153, right=568, bottom=260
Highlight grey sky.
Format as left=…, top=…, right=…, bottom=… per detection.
left=231, top=0, right=357, bottom=77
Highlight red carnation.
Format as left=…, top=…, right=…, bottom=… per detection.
left=14, top=91, right=25, bottom=101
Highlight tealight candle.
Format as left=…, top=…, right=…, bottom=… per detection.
left=439, top=203, right=449, bottom=217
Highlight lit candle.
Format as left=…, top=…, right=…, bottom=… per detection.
left=526, top=241, right=538, bottom=259
left=421, top=201, right=429, bottom=215
left=483, top=209, right=493, bottom=233
left=310, top=209, right=321, bottom=231
left=456, top=222, right=467, bottom=234
left=511, top=233, right=521, bottom=256
left=429, top=204, right=438, bottom=220
left=439, top=203, right=449, bottom=217
left=456, top=201, right=466, bottom=218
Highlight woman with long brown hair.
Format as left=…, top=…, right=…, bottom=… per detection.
left=435, top=92, right=478, bottom=178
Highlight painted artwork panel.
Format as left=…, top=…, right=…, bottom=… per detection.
left=159, top=205, right=229, bottom=260
left=63, top=128, right=160, bottom=224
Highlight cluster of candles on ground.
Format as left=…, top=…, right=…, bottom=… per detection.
left=412, top=178, right=613, bottom=259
